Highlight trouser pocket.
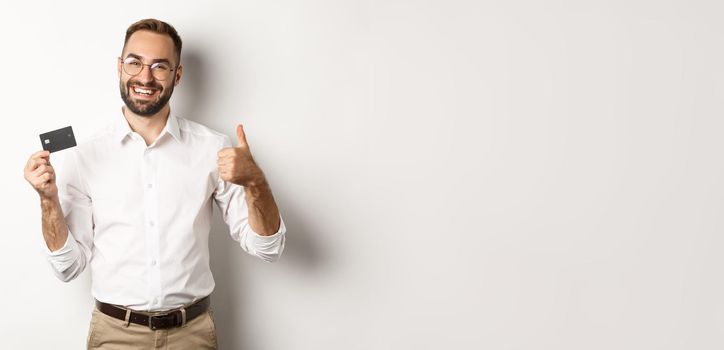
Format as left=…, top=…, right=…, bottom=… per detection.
left=86, top=309, right=102, bottom=349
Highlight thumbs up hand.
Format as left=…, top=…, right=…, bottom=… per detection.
left=217, top=124, right=265, bottom=187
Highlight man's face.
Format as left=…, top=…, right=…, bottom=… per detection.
left=118, top=30, right=182, bottom=117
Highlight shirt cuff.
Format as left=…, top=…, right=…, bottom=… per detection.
left=250, top=214, right=287, bottom=241
left=246, top=214, right=286, bottom=263
left=44, top=231, right=81, bottom=272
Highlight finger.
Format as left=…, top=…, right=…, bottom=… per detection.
left=217, top=147, right=236, bottom=158
left=31, top=178, right=46, bottom=187
left=34, top=172, right=52, bottom=185
left=32, top=166, right=47, bottom=178
left=35, top=164, right=48, bottom=174
left=25, top=158, right=37, bottom=172
left=31, top=150, right=50, bottom=159
left=217, top=156, right=237, bottom=165
left=33, top=164, right=54, bottom=176
left=32, top=151, right=51, bottom=165
left=33, top=158, right=49, bottom=168
left=236, top=124, right=248, bottom=148
left=26, top=155, right=49, bottom=171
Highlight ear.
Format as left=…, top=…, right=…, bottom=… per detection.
left=174, top=65, right=183, bottom=86
left=117, top=57, right=122, bottom=79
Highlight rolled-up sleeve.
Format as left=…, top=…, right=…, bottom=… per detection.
left=44, top=149, right=94, bottom=282
left=212, top=137, right=286, bottom=263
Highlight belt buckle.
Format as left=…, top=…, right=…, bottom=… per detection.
left=148, top=312, right=170, bottom=330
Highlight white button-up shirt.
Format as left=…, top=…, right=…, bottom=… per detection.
left=44, top=112, right=286, bottom=311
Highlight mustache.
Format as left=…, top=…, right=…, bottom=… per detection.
left=127, top=81, right=163, bottom=90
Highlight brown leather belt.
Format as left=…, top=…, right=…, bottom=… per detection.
left=95, top=296, right=210, bottom=330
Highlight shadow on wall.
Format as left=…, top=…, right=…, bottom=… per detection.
left=174, top=48, right=209, bottom=120
left=209, top=205, right=325, bottom=349
left=178, top=47, right=326, bottom=349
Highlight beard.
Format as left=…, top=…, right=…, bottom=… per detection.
left=119, top=80, right=174, bottom=117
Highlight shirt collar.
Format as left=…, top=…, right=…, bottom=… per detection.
left=114, top=109, right=181, bottom=144
left=164, top=113, right=181, bottom=142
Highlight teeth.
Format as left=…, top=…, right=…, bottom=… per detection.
left=133, top=87, right=154, bottom=95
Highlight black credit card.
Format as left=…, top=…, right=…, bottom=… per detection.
left=39, top=126, right=77, bottom=153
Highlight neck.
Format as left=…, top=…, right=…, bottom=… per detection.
left=122, top=104, right=170, bottom=146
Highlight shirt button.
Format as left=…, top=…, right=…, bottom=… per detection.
left=151, top=260, right=157, bottom=266
left=149, top=221, right=155, bottom=227
left=147, top=183, right=153, bottom=189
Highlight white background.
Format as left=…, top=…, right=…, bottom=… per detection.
left=2, top=0, right=724, bottom=349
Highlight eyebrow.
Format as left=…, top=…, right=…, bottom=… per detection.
left=124, top=53, right=172, bottom=65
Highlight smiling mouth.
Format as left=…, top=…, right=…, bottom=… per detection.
left=129, top=85, right=160, bottom=98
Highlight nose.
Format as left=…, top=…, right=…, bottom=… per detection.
left=136, top=64, right=155, bottom=83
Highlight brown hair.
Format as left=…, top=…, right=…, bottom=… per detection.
left=123, top=18, right=182, bottom=63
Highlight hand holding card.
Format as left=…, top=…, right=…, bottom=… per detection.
left=24, top=149, right=57, bottom=200
left=25, top=126, right=77, bottom=200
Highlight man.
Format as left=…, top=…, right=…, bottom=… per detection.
left=23, top=18, right=286, bottom=349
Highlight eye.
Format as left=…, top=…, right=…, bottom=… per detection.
left=151, top=63, right=170, bottom=71
left=124, top=59, right=142, bottom=67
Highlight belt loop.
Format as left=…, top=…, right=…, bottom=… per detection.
left=123, top=309, right=131, bottom=328
left=180, top=307, right=187, bottom=328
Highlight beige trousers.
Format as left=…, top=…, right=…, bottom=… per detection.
left=86, top=307, right=218, bottom=349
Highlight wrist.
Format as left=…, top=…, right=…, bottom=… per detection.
left=244, top=176, right=269, bottom=191
left=40, top=195, right=59, bottom=207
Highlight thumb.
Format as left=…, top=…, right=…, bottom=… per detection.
left=236, top=123, right=248, bottom=147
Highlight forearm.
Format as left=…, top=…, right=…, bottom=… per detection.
left=244, top=179, right=281, bottom=236
left=41, top=196, right=69, bottom=251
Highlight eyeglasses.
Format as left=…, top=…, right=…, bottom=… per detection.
left=120, top=56, right=176, bottom=81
